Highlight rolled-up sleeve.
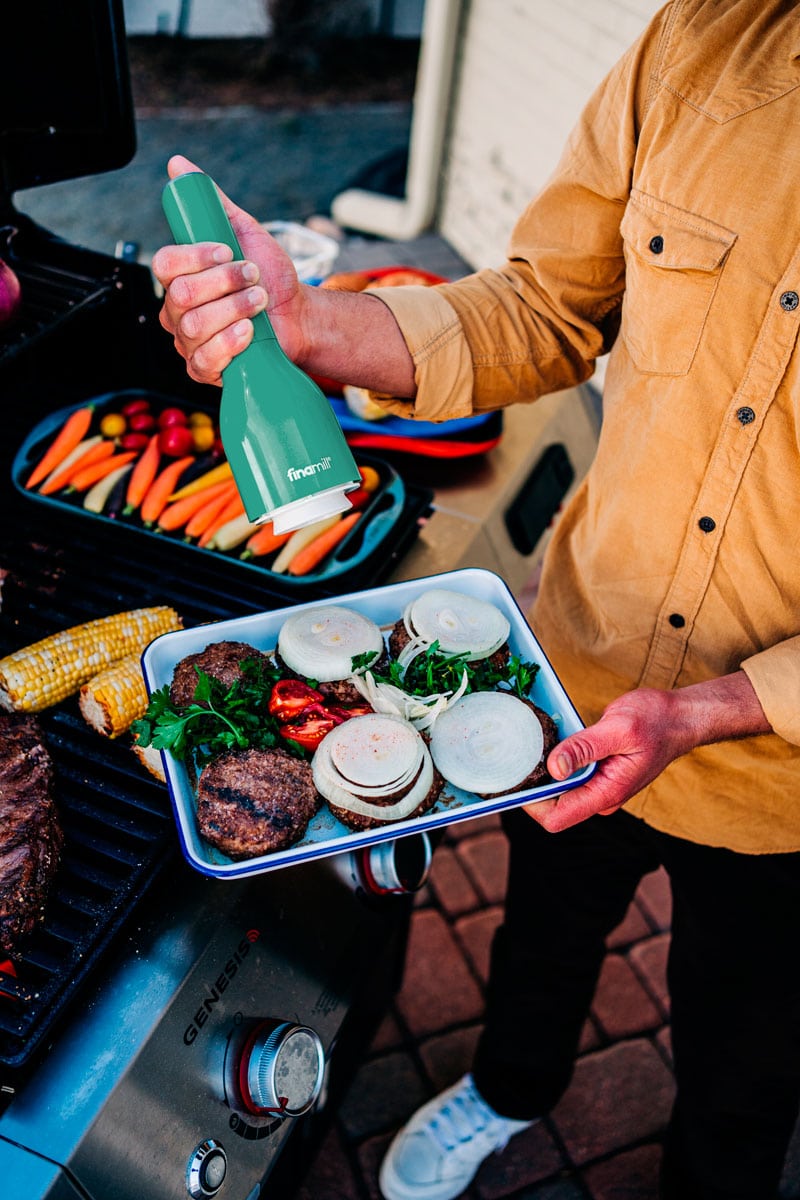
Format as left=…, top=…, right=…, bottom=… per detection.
left=741, top=639, right=800, bottom=747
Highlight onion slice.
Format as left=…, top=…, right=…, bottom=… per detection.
left=403, top=589, right=510, bottom=661
left=350, top=668, right=470, bottom=731
left=313, top=713, right=435, bottom=821
left=430, top=692, right=544, bottom=795
left=278, top=605, right=383, bottom=681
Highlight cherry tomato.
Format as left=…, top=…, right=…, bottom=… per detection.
left=358, top=465, right=381, bottom=493
left=188, top=411, right=214, bottom=427
left=268, top=679, right=324, bottom=723
left=157, top=406, right=189, bottom=429
left=158, top=424, right=195, bottom=457
left=128, top=411, right=156, bottom=433
left=279, top=715, right=336, bottom=752
left=345, top=485, right=372, bottom=510
left=99, top=412, right=126, bottom=438
left=121, top=397, right=152, bottom=417
left=119, top=431, right=151, bottom=452
left=190, top=424, right=216, bottom=453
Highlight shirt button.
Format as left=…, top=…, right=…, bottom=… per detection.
left=668, top=613, right=686, bottom=628
left=649, top=236, right=664, bottom=254
left=780, top=290, right=799, bottom=311
left=698, top=516, right=716, bottom=532
left=736, top=406, right=755, bottom=425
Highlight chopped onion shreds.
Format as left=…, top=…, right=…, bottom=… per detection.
left=313, top=713, right=434, bottom=820
left=404, top=589, right=510, bottom=662
left=350, top=669, right=470, bottom=731
left=278, top=605, right=383, bottom=682
left=430, top=692, right=544, bottom=795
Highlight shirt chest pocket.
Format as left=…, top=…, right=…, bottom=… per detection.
left=619, top=193, right=736, bottom=376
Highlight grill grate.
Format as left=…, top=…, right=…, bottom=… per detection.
left=0, top=478, right=428, bottom=1068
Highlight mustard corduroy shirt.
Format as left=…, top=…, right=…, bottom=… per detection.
left=368, top=0, right=800, bottom=853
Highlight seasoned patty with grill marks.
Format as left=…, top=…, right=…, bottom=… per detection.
left=197, top=747, right=321, bottom=859
left=170, top=640, right=271, bottom=708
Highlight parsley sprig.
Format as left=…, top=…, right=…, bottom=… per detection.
left=353, top=642, right=538, bottom=699
left=132, top=658, right=282, bottom=768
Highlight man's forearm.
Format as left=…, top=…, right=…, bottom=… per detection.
left=296, top=288, right=417, bottom=398
left=673, top=669, right=772, bottom=751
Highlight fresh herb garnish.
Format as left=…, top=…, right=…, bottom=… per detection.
left=354, top=642, right=539, bottom=699
left=132, top=658, right=283, bottom=768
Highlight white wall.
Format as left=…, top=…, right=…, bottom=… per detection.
left=437, top=0, right=662, bottom=269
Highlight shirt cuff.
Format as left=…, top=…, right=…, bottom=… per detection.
left=363, top=285, right=476, bottom=421
left=741, top=636, right=800, bottom=747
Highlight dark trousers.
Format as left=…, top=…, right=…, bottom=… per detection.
left=472, top=807, right=800, bottom=1200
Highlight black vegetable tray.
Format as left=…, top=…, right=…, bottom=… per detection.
left=12, top=390, right=420, bottom=591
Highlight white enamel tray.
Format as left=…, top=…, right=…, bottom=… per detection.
left=141, top=568, right=596, bottom=878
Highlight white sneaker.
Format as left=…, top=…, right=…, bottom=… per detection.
left=379, top=1073, right=534, bottom=1200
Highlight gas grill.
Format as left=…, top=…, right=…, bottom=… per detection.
left=0, top=4, right=432, bottom=1196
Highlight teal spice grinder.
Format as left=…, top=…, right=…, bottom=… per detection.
left=161, top=170, right=361, bottom=534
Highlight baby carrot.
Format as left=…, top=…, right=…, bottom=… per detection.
left=198, top=492, right=246, bottom=548
left=286, top=512, right=361, bottom=576
left=67, top=451, right=138, bottom=494
left=140, top=456, right=196, bottom=526
left=168, top=460, right=232, bottom=502
left=25, top=405, right=94, bottom=488
left=39, top=439, right=116, bottom=495
left=183, top=481, right=239, bottom=540
left=124, top=434, right=161, bottom=515
left=240, top=522, right=292, bottom=560
left=156, top=478, right=236, bottom=533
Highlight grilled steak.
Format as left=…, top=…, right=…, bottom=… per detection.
left=0, top=713, right=63, bottom=955
left=197, top=747, right=321, bottom=859
left=170, top=640, right=271, bottom=707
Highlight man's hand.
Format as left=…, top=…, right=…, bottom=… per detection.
left=152, top=155, right=307, bottom=385
left=528, top=670, right=771, bottom=832
left=151, top=156, right=417, bottom=396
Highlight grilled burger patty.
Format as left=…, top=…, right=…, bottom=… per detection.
left=481, top=701, right=560, bottom=797
left=273, top=646, right=390, bottom=707
left=0, top=713, right=63, bottom=955
left=197, top=747, right=321, bottom=859
left=327, top=760, right=445, bottom=833
left=170, top=640, right=271, bottom=707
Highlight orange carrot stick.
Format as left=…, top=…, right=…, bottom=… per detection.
left=156, top=478, right=237, bottom=532
left=67, top=451, right=138, bottom=494
left=140, top=456, right=196, bottom=526
left=25, top=405, right=94, bottom=488
left=198, top=492, right=246, bottom=548
left=124, top=434, right=161, bottom=515
left=39, top=439, right=116, bottom=495
left=183, top=481, right=239, bottom=540
left=240, top=522, right=292, bottom=560
left=286, top=512, right=361, bottom=576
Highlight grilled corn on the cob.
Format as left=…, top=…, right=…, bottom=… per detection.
left=79, top=652, right=149, bottom=738
left=0, top=606, right=182, bottom=713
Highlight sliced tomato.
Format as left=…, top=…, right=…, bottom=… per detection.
left=327, top=703, right=374, bottom=722
left=268, top=679, right=324, bottom=722
left=279, top=715, right=336, bottom=752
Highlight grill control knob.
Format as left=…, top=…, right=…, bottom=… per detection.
left=186, top=1139, right=227, bottom=1198
left=239, top=1020, right=325, bottom=1117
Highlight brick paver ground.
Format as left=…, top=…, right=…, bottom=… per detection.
left=296, top=813, right=800, bottom=1200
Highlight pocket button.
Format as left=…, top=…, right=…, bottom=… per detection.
left=649, top=235, right=664, bottom=254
